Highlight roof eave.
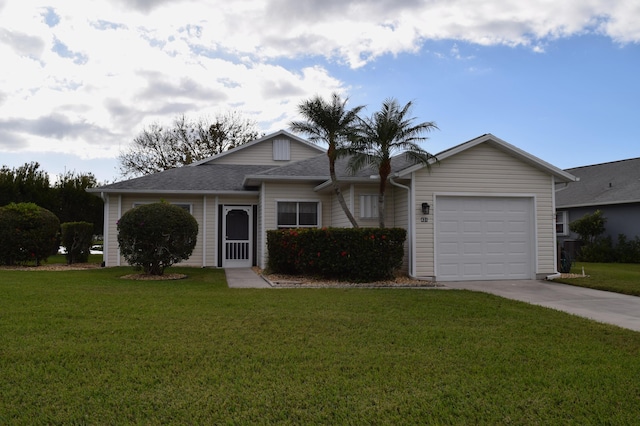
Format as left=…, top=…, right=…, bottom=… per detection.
left=87, top=188, right=260, bottom=195
left=557, top=199, right=640, bottom=209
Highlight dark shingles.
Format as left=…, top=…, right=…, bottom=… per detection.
left=556, top=158, right=640, bottom=207
left=98, top=164, right=276, bottom=192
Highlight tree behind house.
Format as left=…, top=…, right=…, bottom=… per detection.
left=118, top=112, right=260, bottom=177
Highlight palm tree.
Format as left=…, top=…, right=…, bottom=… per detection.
left=290, top=93, right=365, bottom=228
left=348, top=99, right=438, bottom=228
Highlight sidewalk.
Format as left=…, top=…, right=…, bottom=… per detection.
left=225, top=268, right=272, bottom=288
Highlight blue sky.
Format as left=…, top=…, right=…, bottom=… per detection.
left=1, top=0, right=638, bottom=183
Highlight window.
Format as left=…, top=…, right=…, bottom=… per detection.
left=273, top=139, right=290, bottom=161
left=556, top=211, right=569, bottom=235
left=277, top=201, right=319, bottom=228
left=360, top=195, right=379, bottom=219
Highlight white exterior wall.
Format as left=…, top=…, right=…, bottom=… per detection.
left=351, top=184, right=396, bottom=228
left=412, top=144, right=556, bottom=279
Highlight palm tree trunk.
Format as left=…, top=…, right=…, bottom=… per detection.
left=329, top=150, right=359, bottom=228
left=378, top=162, right=391, bottom=228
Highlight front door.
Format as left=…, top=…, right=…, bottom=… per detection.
left=223, top=206, right=252, bottom=268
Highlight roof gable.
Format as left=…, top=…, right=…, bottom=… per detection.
left=190, top=129, right=325, bottom=166
left=396, top=133, right=577, bottom=183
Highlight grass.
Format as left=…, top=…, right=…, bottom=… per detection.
left=554, top=262, right=640, bottom=296
left=2, top=267, right=640, bottom=424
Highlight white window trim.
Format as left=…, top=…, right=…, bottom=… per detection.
left=359, top=194, right=379, bottom=219
left=556, top=210, right=569, bottom=236
left=275, top=200, right=322, bottom=228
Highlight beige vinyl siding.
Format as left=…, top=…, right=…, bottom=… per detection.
left=413, top=143, right=555, bottom=279
left=391, top=182, right=410, bottom=273
left=350, top=184, right=398, bottom=227
left=328, top=185, right=355, bottom=228
left=210, top=137, right=322, bottom=165
left=203, top=195, right=217, bottom=267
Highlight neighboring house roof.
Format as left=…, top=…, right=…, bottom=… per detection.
left=89, top=164, right=276, bottom=194
left=556, top=157, right=640, bottom=208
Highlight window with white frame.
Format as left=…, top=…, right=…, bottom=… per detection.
left=556, top=211, right=569, bottom=235
left=277, top=201, right=319, bottom=228
left=360, top=195, right=379, bottom=219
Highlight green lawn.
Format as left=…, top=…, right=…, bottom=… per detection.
left=2, top=267, right=640, bottom=424
left=554, top=262, right=640, bottom=296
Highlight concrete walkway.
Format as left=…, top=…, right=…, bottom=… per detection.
left=444, top=279, right=640, bottom=332
left=225, top=268, right=271, bottom=288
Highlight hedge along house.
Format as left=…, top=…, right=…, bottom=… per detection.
left=91, top=130, right=577, bottom=281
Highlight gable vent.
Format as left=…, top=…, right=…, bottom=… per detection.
left=273, top=139, right=290, bottom=161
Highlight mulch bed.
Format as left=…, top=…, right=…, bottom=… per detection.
left=254, top=267, right=441, bottom=288
left=0, top=263, right=187, bottom=281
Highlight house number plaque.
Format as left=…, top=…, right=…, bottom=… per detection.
left=420, top=217, right=429, bottom=222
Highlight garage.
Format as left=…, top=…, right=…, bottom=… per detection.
left=435, top=196, right=535, bottom=281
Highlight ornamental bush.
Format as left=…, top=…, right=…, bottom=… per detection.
left=267, top=227, right=406, bottom=282
left=117, top=202, right=198, bottom=275
left=0, top=203, right=60, bottom=266
left=61, top=221, right=94, bottom=264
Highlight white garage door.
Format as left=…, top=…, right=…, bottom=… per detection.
left=435, top=196, right=534, bottom=281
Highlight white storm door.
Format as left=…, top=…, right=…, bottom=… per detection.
left=223, top=206, right=252, bottom=268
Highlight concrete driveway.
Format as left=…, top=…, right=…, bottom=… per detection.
left=444, top=279, right=640, bottom=332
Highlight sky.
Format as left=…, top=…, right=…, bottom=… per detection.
left=1, top=0, right=639, bottom=184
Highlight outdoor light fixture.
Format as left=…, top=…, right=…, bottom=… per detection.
left=421, top=202, right=430, bottom=215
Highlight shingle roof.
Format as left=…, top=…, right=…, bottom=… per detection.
left=93, top=164, right=276, bottom=193
left=556, top=157, right=640, bottom=207
left=243, top=152, right=424, bottom=184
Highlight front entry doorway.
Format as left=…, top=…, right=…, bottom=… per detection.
left=223, top=206, right=252, bottom=268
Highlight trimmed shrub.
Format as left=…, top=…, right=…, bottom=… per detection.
left=615, top=234, right=640, bottom=263
left=267, top=227, right=406, bottom=282
left=0, top=203, right=60, bottom=266
left=576, top=236, right=614, bottom=263
left=61, top=221, right=94, bottom=264
left=117, top=202, right=198, bottom=275
left=569, top=210, right=606, bottom=244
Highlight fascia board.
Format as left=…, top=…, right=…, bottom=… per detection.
left=87, top=188, right=259, bottom=195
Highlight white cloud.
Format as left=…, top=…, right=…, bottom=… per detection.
left=0, top=0, right=637, bottom=165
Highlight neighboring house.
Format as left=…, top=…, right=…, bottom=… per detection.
left=556, top=157, right=640, bottom=252
left=90, top=130, right=576, bottom=281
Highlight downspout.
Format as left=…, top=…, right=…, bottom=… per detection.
left=203, top=195, right=207, bottom=267
left=100, top=192, right=108, bottom=267
left=389, top=175, right=413, bottom=277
